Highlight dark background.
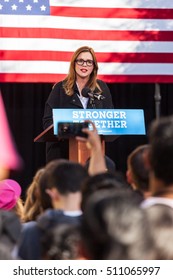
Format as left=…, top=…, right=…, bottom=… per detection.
left=1, top=82, right=173, bottom=196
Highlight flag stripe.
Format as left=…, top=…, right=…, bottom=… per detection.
left=50, top=7, right=173, bottom=19
left=1, top=38, right=173, bottom=53
left=1, top=73, right=173, bottom=83
left=2, top=50, right=173, bottom=63
left=1, top=27, right=173, bottom=42
left=50, top=0, right=173, bottom=9
left=1, top=15, right=173, bottom=31
left=1, top=61, right=173, bottom=75
left=98, top=75, right=173, bottom=83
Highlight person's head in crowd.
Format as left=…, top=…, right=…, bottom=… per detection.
left=39, top=159, right=89, bottom=210
left=126, top=144, right=151, bottom=197
left=81, top=189, right=154, bottom=260
left=0, top=210, right=21, bottom=256
left=41, top=223, right=81, bottom=260
left=17, top=159, right=89, bottom=260
left=148, top=115, right=173, bottom=195
left=63, top=46, right=98, bottom=96
left=22, top=167, right=45, bottom=223
left=145, top=204, right=173, bottom=259
left=81, top=171, right=134, bottom=211
left=0, top=179, right=22, bottom=211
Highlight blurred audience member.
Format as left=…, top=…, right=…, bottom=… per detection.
left=0, top=179, right=24, bottom=222
left=18, top=159, right=89, bottom=259
left=81, top=171, right=133, bottom=211
left=42, top=224, right=82, bottom=260
left=22, top=168, right=45, bottom=223
left=0, top=210, right=21, bottom=259
left=142, top=115, right=173, bottom=208
left=0, top=179, right=22, bottom=208
left=126, top=144, right=151, bottom=198
left=81, top=189, right=155, bottom=260
left=145, top=204, right=173, bottom=259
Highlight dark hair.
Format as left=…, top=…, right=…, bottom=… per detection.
left=39, top=160, right=89, bottom=209
left=81, top=171, right=135, bottom=211
left=127, top=145, right=150, bottom=192
left=148, top=115, right=173, bottom=185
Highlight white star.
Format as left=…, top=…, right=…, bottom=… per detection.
left=4, top=0, right=9, bottom=2
left=0, top=4, right=3, bottom=10
left=26, top=5, right=32, bottom=11
left=19, top=0, right=24, bottom=3
left=40, top=5, right=46, bottom=12
left=33, top=0, right=38, bottom=3
left=11, top=4, right=17, bottom=11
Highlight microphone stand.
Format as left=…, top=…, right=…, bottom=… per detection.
left=90, top=96, right=96, bottom=109
left=154, top=83, right=161, bottom=119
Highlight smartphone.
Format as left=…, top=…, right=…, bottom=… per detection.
left=58, top=122, right=89, bottom=138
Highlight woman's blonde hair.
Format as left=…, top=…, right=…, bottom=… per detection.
left=22, top=168, right=45, bottom=222
left=63, top=46, right=101, bottom=96
left=14, top=198, right=24, bottom=222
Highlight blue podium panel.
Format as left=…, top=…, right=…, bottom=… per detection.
left=53, top=109, right=146, bottom=136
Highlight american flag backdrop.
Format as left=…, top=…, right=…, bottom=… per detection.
left=0, top=0, right=173, bottom=83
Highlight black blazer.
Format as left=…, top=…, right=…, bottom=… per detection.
left=43, top=79, right=114, bottom=129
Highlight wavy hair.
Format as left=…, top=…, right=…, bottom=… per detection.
left=22, top=168, right=45, bottom=222
left=63, top=46, right=101, bottom=96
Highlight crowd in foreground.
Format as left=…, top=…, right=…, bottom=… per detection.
left=1, top=115, right=173, bottom=260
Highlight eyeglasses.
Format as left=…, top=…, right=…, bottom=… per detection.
left=75, top=59, right=94, bottom=67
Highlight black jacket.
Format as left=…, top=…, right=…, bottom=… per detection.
left=43, top=79, right=114, bottom=129
left=42, top=79, right=114, bottom=162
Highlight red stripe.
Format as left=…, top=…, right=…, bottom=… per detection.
left=98, top=75, right=173, bottom=83
left=0, top=73, right=66, bottom=83
left=1, top=50, right=173, bottom=63
left=1, top=27, right=173, bottom=41
left=1, top=73, right=173, bottom=83
left=50, top=7, right=173, bottom=19
left=0, top=50, right=74, bottom=61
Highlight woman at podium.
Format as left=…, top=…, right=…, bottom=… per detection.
left=43, top=46, right=114, bottom=163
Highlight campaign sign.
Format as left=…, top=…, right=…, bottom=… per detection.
left=53, top=109, right=146, bottom=136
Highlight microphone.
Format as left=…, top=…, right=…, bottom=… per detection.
left=81, top=87, right=105, bottom=100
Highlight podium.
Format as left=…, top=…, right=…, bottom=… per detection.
left=34, top=124, right=105, bottom=165
left=34, top=109, right=145, bottom=165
